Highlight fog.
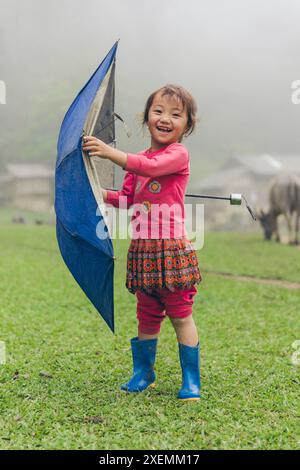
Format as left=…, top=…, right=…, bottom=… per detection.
left=1, top=0, right=300, bottom=183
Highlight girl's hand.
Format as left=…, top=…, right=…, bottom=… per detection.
left=82, top=136, right=111, bottom=159
left=82, top=135, right=128, bottom=169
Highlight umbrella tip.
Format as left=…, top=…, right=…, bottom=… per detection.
left=241, top=195, right=257, bottom=221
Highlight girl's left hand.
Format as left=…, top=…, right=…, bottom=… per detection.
left=82, top=136, right=111, bottom=159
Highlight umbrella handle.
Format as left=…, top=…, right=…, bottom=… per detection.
left=104, top=188, right=257, bottom=221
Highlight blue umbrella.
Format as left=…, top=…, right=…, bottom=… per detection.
left=55, top=41, right=118, bottom=332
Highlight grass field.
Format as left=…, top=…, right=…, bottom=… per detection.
left=0, top=225, right=299, bottom=450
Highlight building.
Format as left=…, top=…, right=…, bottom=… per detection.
left=190, top=154, right=300, bottom=230
left=0, top=163, right=54, bottom=211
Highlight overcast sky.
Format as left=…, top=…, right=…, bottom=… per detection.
left=0, top=0, right=300, bottom=181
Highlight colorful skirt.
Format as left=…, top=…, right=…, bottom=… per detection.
left=126, top=238, right=202, bottom=294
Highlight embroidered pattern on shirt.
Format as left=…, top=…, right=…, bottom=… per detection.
left=148, top=181, right=161, bottom=193
left=142, top=201, right=152, bottom=213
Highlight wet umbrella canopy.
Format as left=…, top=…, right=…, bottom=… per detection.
left=55, top=42, right=118, bottom=332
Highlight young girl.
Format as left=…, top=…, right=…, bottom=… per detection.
left=82, top=84, right=202, bottom=401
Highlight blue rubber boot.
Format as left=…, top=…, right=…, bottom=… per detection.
left=177, top=343, right=201, bottom=401
left=120, top=337, right=157, bottom=392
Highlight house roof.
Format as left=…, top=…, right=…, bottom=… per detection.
left=5, top=163, right=54, bottom=178
left=191, top=154, right=300, bottom=191
left=233, top=154, right=300, bottom=176
left=190, top=166, right=248, bottom=191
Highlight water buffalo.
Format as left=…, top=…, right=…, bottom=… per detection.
left=257, top=174, right=300, bottom=244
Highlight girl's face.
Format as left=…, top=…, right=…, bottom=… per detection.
left=147, top=92, right=188, bottom=151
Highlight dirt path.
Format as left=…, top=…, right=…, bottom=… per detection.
left=205, top=270, right=300, bottom=289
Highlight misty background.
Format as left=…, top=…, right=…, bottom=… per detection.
left=0, top=0, right=299, bottom=209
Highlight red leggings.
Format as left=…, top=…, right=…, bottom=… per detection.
left=136, top=286, right=197, bottom=335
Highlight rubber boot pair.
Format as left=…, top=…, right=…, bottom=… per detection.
left=120, top=337, right=201, bottom=400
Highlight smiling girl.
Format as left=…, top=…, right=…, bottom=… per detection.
left=82, top=85, right=202, bottom=400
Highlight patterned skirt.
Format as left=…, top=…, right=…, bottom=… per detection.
left=126, top=238, right=202, bottom=294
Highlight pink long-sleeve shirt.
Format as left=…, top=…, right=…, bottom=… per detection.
left=106, top=142, right=190, bottom=239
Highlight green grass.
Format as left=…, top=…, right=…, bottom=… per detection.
left=200, top=231, right=300, bottom=282
left=0, top=207, right=55, bottom=225
left=0, top=226, right=299, bottom=450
